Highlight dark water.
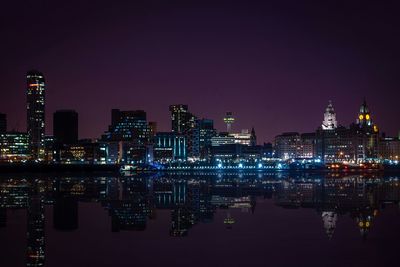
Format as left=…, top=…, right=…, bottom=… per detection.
left=1, top=172, right=400, bottom=267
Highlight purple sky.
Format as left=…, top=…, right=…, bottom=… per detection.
left=1, top=0, right=400, bottom=142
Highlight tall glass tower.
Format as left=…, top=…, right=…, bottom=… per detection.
left=27, top=70, right=46, bottom=160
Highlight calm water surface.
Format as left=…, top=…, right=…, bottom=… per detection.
left=1, top=172, right=400, bottom=267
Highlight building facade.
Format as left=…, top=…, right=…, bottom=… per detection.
left=154, top=132, right=187, bottom=162
left=0, top=132, right=30, bottom=162
left=27, top=70, right=46, bottom=160
left=378, top=137, right=400, bottom=161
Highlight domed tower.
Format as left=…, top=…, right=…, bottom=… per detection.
left=357, top=99, right=371, bottom=126
left=321, top=101, right=338, bottom=130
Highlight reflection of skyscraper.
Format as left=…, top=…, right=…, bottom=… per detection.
left=26, top=194, right=45, bottom=267
left=110, top=199, right=148, bottom=232
left=27, top=70, right=46, bottom=160
left=53, top=195, right=78, bottom=231
left=170, top=205, right=194, bottom=237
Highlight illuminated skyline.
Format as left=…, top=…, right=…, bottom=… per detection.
left=1, top=1, right=400, bottom=142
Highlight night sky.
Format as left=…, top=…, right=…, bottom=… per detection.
left=1, top=0, right=400, bottom=142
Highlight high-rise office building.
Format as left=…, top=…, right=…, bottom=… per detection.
left=169, top=105, right=192, bottom=133
left=27, top=70, right=46, bottom=160
left=169, top=105, right=199, bottom=158
left=198, top=119, right=216, bottom=154
left=0, top=113, right=6, bottom=133
left=104, top=109, right=150, bottom=144
left=53, top=110, right=78, bottom=145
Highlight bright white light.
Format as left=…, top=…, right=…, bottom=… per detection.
left=238, top=163, right=243, bottom=168
left=218, top=163, right=222, bottom=168
left=258, top=163, right=262, bottom=168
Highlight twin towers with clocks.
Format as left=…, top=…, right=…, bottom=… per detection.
left=321, top=98, right=378, bottom=133
left=317, top=98, right=379, bottom=163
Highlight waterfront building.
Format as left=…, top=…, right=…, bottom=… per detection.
left=315, top=126, right=355, bottom=163
left=378, top=136, right=400, bottom=161
left=315, top=99, right=379, bottom=163
left=154, top=132, right=187, bottom=162
left=43, top=135, right=55, bottom=162
left=26, top=70, right=46, bottom=160
left=53, top=110, right=78, bottom=145
left=198, top=119, right=216, bottom=148
left=169, top=104, right=200, bottom=158
left=59, top=141, right=106, bottom=164
left=101, top=109, right=151, bottom=163
left=0, top=113, right=6, bottom=133
left=103, top=109, right=151, bottom=144
left=198, top=119, right=217, bottom=159
left=274, top=132, right=301, bottom=159
left=0, top=132, right=30, bottom=162
left=350, top=99, right=379, bottom=161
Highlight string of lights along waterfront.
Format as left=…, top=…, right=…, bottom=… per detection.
left=0, top=70, right=399, bottom=170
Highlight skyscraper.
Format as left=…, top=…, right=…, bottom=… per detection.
left=104, top=109, right=150, bottom=144
left=27, top=70, right=45, bottom=160
left=53, top=110, right=78, bottom=145
left=169, top=105, right=199, bottom=158
left=169, top=105, right=192, bottom=133
left=0, top=113, right=6, bottom=133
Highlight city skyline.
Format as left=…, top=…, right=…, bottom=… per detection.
left=0, top=70, right=397, bottom=143
left=1, top=1, right=400, bottom=142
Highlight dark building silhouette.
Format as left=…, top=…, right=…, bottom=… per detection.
left=0, top=113, right=6, bottom=133
left=27, top=70, right=46, bottom=160
left=53, top=110, right=78, bottom=145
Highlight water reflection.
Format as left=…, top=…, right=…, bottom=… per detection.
left=0, top=172, right=400, bottom=266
